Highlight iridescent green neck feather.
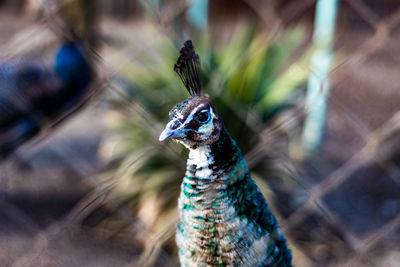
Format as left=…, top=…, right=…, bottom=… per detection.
left=176, top=129, right=292, bottom=266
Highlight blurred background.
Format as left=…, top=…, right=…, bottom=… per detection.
left=0, top=0, right=399, bottom=266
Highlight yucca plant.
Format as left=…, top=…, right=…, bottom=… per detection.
left=98, top=22, right=311, bottom=255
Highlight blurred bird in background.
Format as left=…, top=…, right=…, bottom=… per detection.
left=159, top=40, right=292, bottom=266
left=0, top=0, right=97, bottom=159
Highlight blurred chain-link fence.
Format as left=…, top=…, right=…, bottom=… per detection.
left=0, top=0, right=399, bottom=266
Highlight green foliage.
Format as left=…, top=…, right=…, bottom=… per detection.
left=101, top=24, right=310, bottom=230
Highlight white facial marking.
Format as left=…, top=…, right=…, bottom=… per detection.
left=181, top=104, right=206, bottom=128
left=175, top=111, right=184, bottom=120
left=197, top=107, right=214, bottom=136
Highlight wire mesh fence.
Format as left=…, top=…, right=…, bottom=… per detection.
left=0, top=0, right=400, bottom=266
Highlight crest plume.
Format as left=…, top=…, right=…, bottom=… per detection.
left=174, top=40, right=203, bottom=97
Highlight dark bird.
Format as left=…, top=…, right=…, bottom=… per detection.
left=0, top=41, right=93, bottom=158
left=159, top=40, right=292, bottom=266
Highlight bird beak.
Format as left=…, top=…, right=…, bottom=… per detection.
left=159, top=119, right=183, bottom=142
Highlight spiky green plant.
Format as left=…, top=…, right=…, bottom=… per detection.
left=99, top=24, right=310, bottom=239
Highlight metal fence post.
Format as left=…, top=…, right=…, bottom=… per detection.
left=302, top=0, right=340, bottom=156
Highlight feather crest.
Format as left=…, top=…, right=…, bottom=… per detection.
left=174, top=40, right=203, bottom=97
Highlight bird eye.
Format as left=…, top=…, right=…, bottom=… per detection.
left=196, top=110, right=210, bottom=123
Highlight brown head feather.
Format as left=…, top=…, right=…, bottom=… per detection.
left=174, top=40, right=203, bottom=97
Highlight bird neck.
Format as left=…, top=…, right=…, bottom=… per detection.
left=181, top=129, right=248, bottom=208
left=177, top=130, right=255, bottom=265
left=187, top=128, right=245, bottom=180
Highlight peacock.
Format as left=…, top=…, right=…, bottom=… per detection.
left=0, top=40, right=93, bottom=158
left=159, top=40, right=292, bottom=266
left=0, top=0, right=98, bottom=159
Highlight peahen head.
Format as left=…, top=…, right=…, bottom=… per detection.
left=54, top=41, right=92, bottom=89
left=159, top=40, right=223, bottom=148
